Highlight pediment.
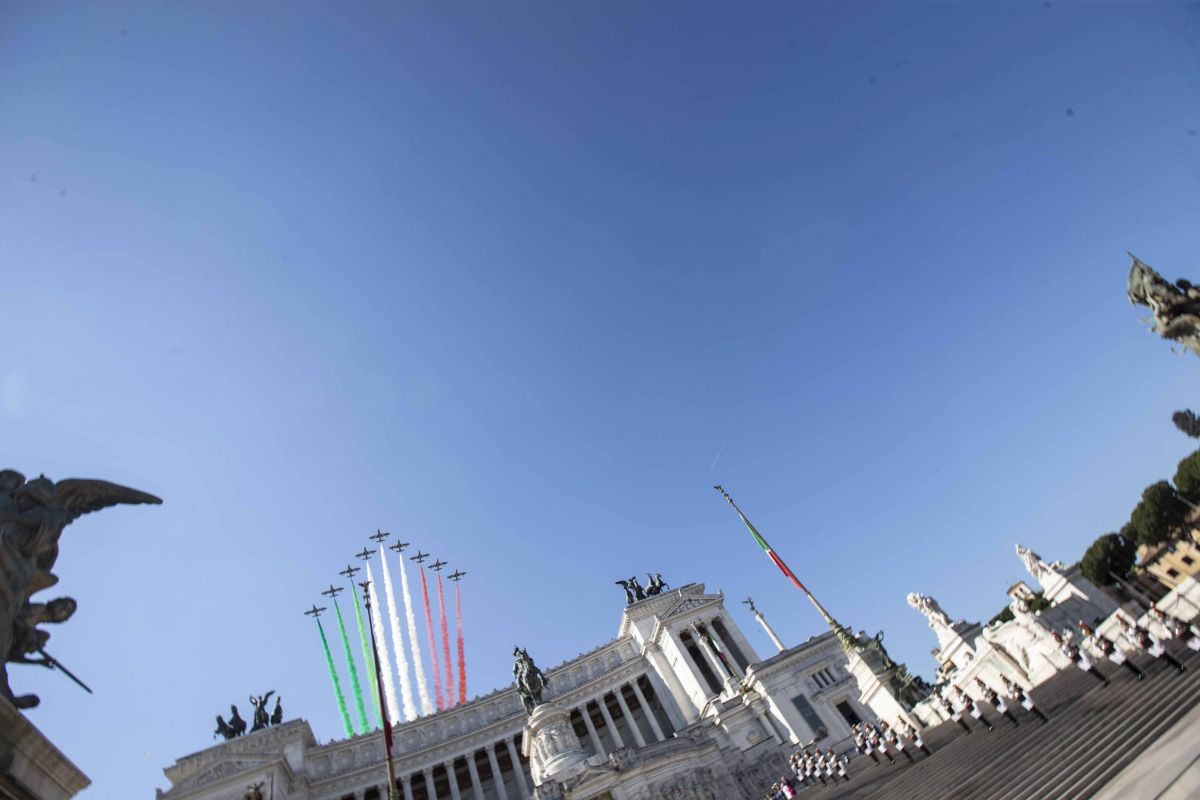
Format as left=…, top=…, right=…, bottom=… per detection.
left=660, top=595, right=721, bottom=620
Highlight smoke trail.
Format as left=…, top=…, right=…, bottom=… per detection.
left=398, top=553, right=432, bottom=716
left=436, top=572, right=454, bottom=708
left=456, top=580, right=467, bottom=704
left=351, top=580, right=381, bottom=729
left=333, top=599, right=368, bottom=734
left=365, top=564, right=401, bottom=727
left=379, top=546, right=416, bottom=721
left=315, top=616, right=353, bottom=738
left=419, top=565, right=445, bottom=710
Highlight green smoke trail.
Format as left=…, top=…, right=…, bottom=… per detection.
left=334, top=599, right=369, bottom=734
left=351, top=581, right=381, bottom=729
left=316, top=617, right=353, bottom=739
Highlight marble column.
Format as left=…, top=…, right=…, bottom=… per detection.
left=579, top=703, right=605, bottom=755
left=612, top=687, right=646, bottom=747
left=506, top=736, right=530, bottom=798
left=465, top=752, right=486, bottom=800
left=446, top=760, right=462, bottom=800
left=674, top=629, right=714, bottom=689
left=485, top=744, right=510, bottom=800
left=595, top=694, right=626, bottom=748
left=705, top=622, right=742, bottom=677
left=423, top=767, right=439, bottom=800
left=630, top=680, right=666, bottom=741
left=692, top=625, right=732, bottom=681
left=402, top=775, right=415, bottom=800
left=752, top=610, right=786, bottom=653
left=642, top=642, right=695, bottom=727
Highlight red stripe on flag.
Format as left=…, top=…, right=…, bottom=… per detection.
left=766, top=549, right=807, bottom=593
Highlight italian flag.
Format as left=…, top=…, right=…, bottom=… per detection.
left=717, top=485, right=809, bottom=594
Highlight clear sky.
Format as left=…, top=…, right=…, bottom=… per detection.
left=2, top=1, right=1199, bottom=796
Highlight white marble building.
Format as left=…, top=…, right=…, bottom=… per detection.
left=158, top=583, right=872, bottom=800
left=907, top=544, right=1135, bottom=727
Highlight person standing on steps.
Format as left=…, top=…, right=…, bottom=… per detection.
left=953, top=685, right=995, bottom=732
left=901, top=720, right=932, bottom=756
left=938, top=690, right=973, bottom=734
left=880, top=719, right=915, bottom=762
left=828, top=747, right=850, bottom=782
left=1117, top=615, right=1187, bottom=675
left=1150, top=605, right=1200, bottom=653
left=1079, top=619, right=1144, bottom=680
left=1000, top=674, right=1049, bottom=724
left=853, top=724, right=881, bottom=766
left=865, top=721, right=897, bottom=763
left=1054, top=630, right=1109, bottom=686
left=975, top=677, right=1019, bottom=726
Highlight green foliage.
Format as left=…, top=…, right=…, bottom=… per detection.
left=1129, top=480, right=1187, bottom=549
left=988, top=606, right=1015, bottom=626
left=1028, top=593, right=1052, bottom=613
left=1174, top=450, right=1200, bottom=502
left=1080, top=532, right=1137, bottom=586
left=1173, top=409, right=1200, bottom=439
left=989, top=592, right=1050, bottom=625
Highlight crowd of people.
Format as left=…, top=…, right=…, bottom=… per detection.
left=761, top=604, right=1198, bottom=799
left=761, top=720, right=930, bottom=799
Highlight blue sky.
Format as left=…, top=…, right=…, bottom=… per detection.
left=2, top=1, right=1199, bottom=796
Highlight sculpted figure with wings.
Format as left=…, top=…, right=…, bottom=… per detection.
left=0, top=469, right=160, bottom=708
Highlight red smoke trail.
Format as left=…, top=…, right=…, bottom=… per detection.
left=437, top=573, right=454, bottom=708
left=456, top=581, right=467, bottom=704
left=419, top=566, right=444, bottom=711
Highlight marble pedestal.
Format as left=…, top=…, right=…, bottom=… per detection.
left=0, top=697, right=90, bottom=800
left=521, top=703, right=588, bottom=788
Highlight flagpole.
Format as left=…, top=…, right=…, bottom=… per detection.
left=714, top=485, right=857, bottom=653
left=360, top=580, right=399, bottom=800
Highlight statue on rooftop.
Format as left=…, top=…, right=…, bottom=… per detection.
left=1016, top=544, right=1064, bottom=584
left=1127, top=254, right=1200, bottom=357
left=906, top=592, right=952, bottom=630
left=628, top=575, right=647, bottom=601
left=0, top=469, right=160, bottom=709
left=249, top=691, right=275, bottom=732
left=513, top=646, right=547, bottom=714
left=615, top=579, right=634, bottom=605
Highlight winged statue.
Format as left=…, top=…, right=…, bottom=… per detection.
left=0, top=469, right=160, bottom=709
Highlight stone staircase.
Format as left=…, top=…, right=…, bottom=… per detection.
left=781, top=646, right=1199, bottom=800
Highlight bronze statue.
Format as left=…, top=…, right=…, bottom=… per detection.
left=243, top=782, right=265, bottom=800
left=0, top=470, right=160, bottom=708
left=513, top=646, right=547, bottom=714
left=645, top=573, right=667, bottom=595
left=215, top=714, right=237, bottom=740
left=1128, top=254, right=1200, bottom=357
left=615, top=579, right=634, bottom=605
left=228, top=704, right=247, bottom=736
left=628, top=575, right=646, bottom=601
left=270, top=695, right=283, bottom=725
left=250, top=691, right=275, bottom=732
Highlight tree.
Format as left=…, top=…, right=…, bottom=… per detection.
left=1173, top=410, right=1200, bottom=440
left=1128, top=481, right=1187, bottom=549
left=1080, top=532, right=1137, bottom=586
left=1175, top=450, right=1200, bottom=502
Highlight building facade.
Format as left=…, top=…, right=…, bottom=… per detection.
left=158, top=583, right=872, bottom=800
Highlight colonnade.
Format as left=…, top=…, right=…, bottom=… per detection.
left=343, top=673, right=676, bottom=800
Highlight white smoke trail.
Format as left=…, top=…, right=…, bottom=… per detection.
left=365, top=563, right=400, bottom=727
left=398, top=549, right=433, bottom=715
left=379, top=545, right=416, bottom=721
